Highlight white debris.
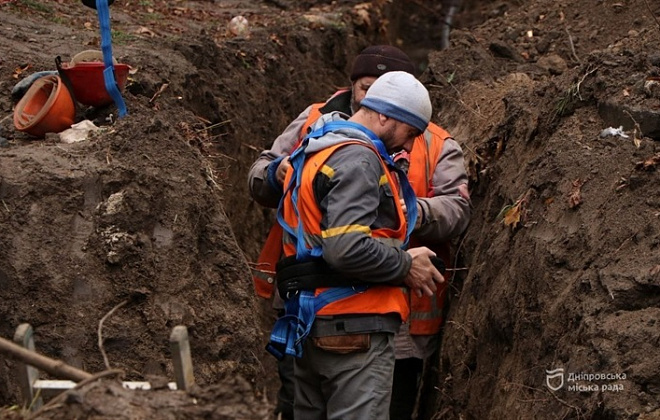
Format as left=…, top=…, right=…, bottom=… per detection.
left=59, top=120, right=100, bottom=143
left=227, top=15, right=249, bottom=37
left=104, top=191, right=125, bottom=215
left=599, top=126, right=629, bottom=139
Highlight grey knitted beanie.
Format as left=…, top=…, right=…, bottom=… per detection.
left=359, top=71, right=432, bottom=133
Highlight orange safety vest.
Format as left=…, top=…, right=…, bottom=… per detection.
left=407, top=122, right=452, bottom=335
left=280, top=141, right=409, bottom=320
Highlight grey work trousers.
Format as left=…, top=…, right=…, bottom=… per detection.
left=294, top=332, right=395, bottom=420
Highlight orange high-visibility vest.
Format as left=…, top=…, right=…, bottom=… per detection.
left=281, top=141, right=409, bottom=320
left=406, top=122, right=451, bottom=335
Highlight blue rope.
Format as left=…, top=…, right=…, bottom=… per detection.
left=96, top=0, right=127, bottom=117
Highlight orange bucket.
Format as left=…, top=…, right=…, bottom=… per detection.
left=57, top=50, right=129, bottom=108
left=59, top=61, right=129, bottom=107
left=13, top=74, right=75, bottom=137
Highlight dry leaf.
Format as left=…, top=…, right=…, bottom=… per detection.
left=568, top=178, right=584, bottom=209
left=636, top=153, right=660, bottom=171
left=503, top=203, right=522, bottom=227
left=495, top=136, right=505, bottom=158
left=651, top=265, right=660, bottom=276
left=353, top=9, right=371, bottom=26
left=269, top=33, right=283, bottom=47
left=12, top=64, right=31, bottom=79
left=500, top=192, right=531, bottom=229
left=135, top=26, right=156, bottom=37
left=352, top=3, right=372, bottom=27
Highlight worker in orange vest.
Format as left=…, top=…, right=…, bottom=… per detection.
left=271, top=71, right=444, bottom=420
left=248, top=46, right=471, bottom=420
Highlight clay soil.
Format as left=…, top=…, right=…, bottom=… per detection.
left=0, top=0, right=659, bottom=419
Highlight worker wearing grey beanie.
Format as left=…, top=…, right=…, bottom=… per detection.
left=249, top=47, right=471, bottom=420
left=360, top=71, right=432, bottom=134
left=270, top=66, right=444, bottom=420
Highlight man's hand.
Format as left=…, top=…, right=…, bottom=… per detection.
left=403, top=247, right=445, bottom=297
left=399, top=198, right=422, bottom=230
left=276, top=156, right=291, bottom=185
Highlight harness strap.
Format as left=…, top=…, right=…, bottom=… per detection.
left=95, top=0, right=127, bottom=117
left=275, top=255, right=365, bottom=297
left=276, top=120, right=417, bottom=260
left=268, top=120, right=416, bottom=360
left=266, top=286, right=366, bottom=359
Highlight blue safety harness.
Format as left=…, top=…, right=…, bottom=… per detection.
left=266, top=121, right=417, bottom=360
left=94, top=0, right=127, bottom=117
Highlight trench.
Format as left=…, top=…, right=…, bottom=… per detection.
left=3, top=1, right=658, bottom=418
left=170, top=1, right=478, bottom=419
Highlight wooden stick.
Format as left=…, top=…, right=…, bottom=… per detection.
left=0, top=336, right=92, bottom=382
left=170, top=326, right=195, bottom=391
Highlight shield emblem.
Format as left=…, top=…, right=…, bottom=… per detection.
left=546, top=368, right=565, bottom=391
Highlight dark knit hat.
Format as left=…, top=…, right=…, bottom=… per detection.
left=350, top=45, right=415, bottom=81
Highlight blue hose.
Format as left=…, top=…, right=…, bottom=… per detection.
left=96, top=0, right=127, bottom=117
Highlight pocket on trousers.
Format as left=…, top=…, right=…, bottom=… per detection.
left=312, top=334, right=371, bottom=354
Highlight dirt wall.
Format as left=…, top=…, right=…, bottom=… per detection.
left=422, top=2, right=660, bottom=418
